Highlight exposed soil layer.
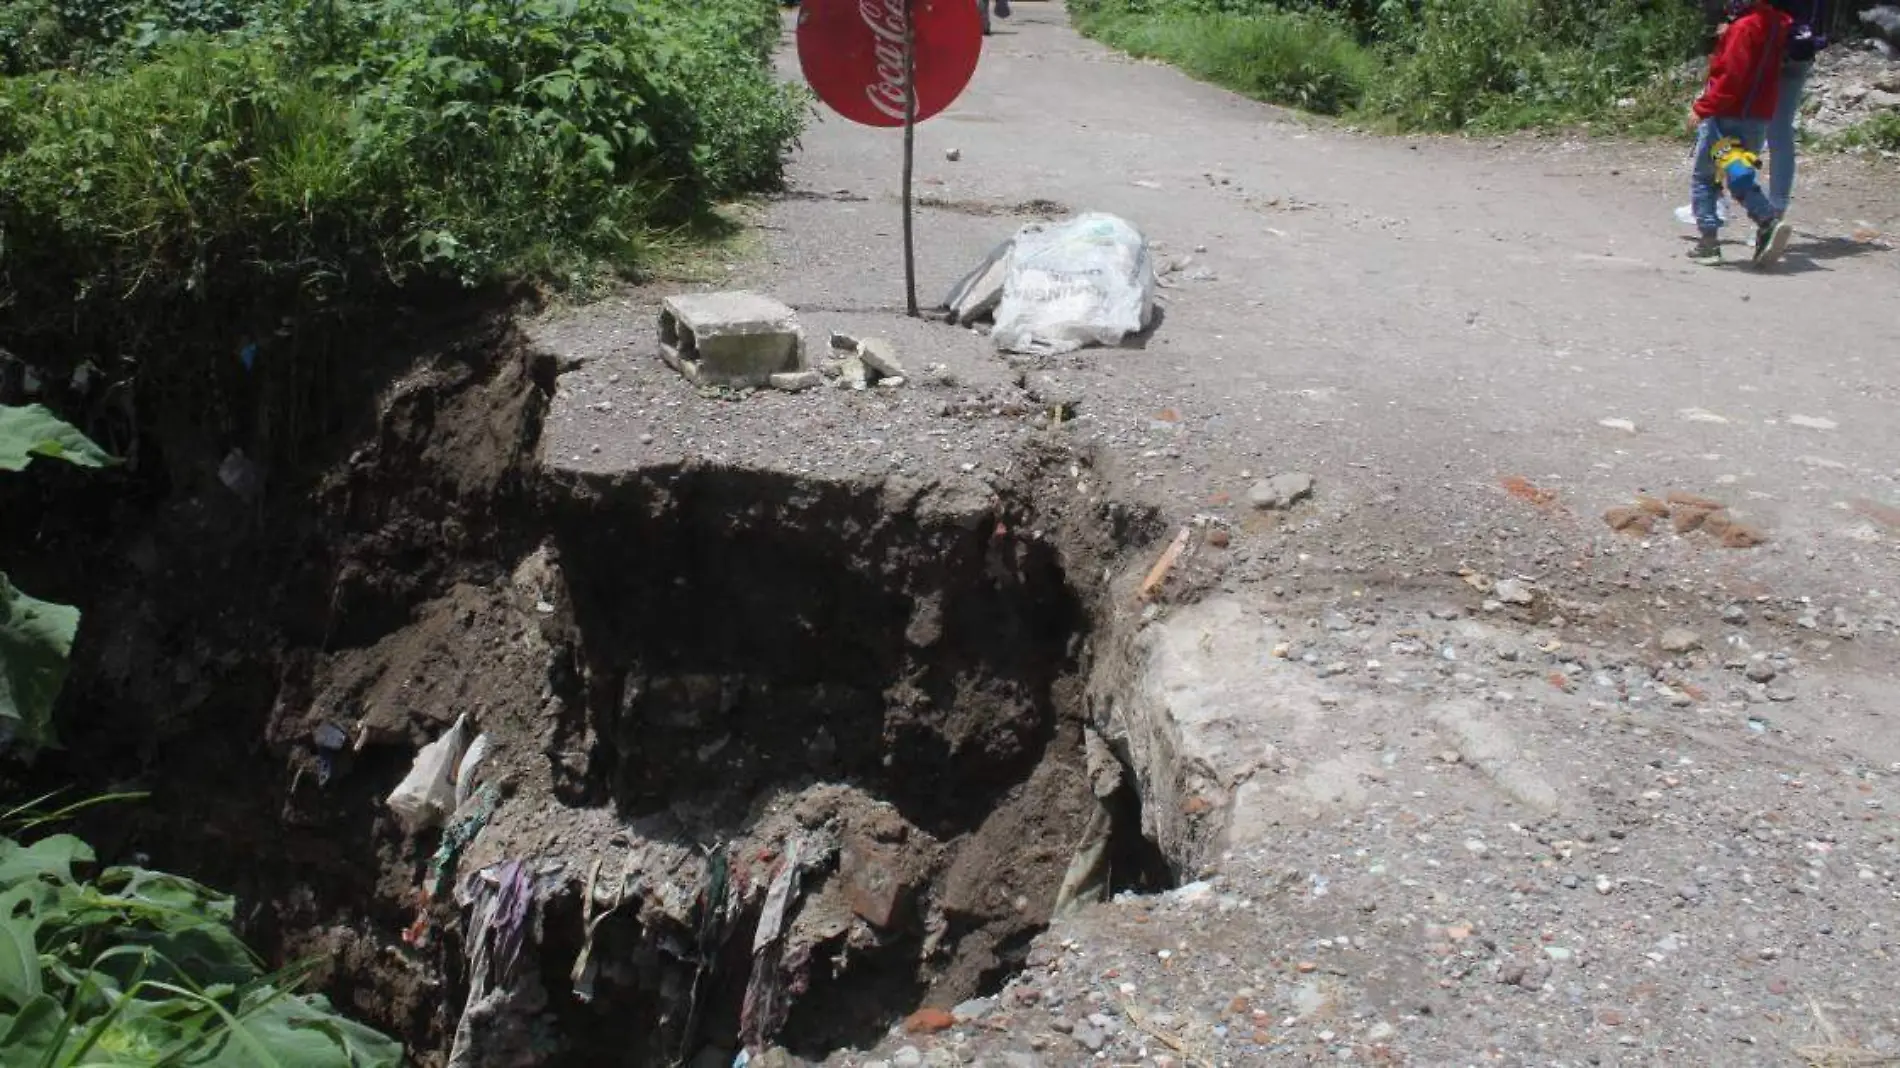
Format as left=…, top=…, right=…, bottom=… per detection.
left=4, top=312, right=1174, bottom=1066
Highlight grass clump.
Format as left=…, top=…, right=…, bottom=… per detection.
left=1830, top=111, right=1900, bottom=152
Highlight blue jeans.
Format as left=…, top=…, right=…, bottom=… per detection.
left=1692, top=117, right=1777, bottom=235
left=1767, top=60, right=1812, bottom=212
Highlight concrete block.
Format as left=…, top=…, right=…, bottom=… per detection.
left=658, top=292, right=806, bottom=388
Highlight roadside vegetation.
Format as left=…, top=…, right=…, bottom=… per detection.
left=1071, top=0, right=1709, bottom=133
left=0, top=0, right=807, bottom=393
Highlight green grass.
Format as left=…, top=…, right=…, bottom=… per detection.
left=1079, top=8, right=1377, bottom=115
left=1828, top=111, right=1900, bottom=152
left=1073, top=0, right=1706, bottom=135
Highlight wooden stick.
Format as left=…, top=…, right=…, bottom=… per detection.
left=1137, top=525, right=1192, bottom=603
left=901, top=0, right=919, bottom=317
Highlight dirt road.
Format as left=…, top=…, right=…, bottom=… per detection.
left=531, top=5, right=1900, bottom=1064
left=766, top=1, right=1900, bottom=574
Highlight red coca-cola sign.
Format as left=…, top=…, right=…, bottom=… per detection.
left=797, top=0, right=982, bottom=127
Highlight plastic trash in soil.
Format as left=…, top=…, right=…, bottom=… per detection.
left=313, top=722, right=349, bottom=785
left=448, top=861, right=555, bottom=1068
left=970, top=212, right=1157, bottom=356
left=387, top=713, right=473, bottom=833
left=456, top=732, right=492, bottom=809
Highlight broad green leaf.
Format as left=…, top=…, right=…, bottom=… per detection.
left=0, top=404, right=116, bottom=472
left=99, top=867, right=238, bottom=925
left=0, top=885, right=48, bottom=1004
left=0, top=834, right=94, bottom=888
left=178, top=989, right=404, bottom=1068
left=0, top=992, right=63, bottom=1059
left=0, top=573, right=81, bottom=753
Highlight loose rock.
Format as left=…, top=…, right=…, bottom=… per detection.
left=1249, top=472, right=1315, bottom=511
left=904, top=1008, right=956, bottom=1035
left=770, top=371, right=822, bottom=393
left=1660, top=628, right=1702, bottom=654
left=1069, top=1020, right=1107, bottom=1052
left=1494, top=578, right=1535, bottom=606
left=858, top=337, right=908, bottom=380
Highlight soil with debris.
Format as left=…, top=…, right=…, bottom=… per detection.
left=1800, top=39, right=1900, bottom=139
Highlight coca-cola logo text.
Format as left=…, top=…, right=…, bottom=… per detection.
left=859, top=0, right=910, bottom=122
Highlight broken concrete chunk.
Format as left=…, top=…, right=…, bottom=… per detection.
left=839, top=835, right=918, bottom=930
left=838, top=355, right=869, bottom=390
left=857, top=337, right=907, bottom=379
left=658, top=291, right=806, bottom=389
left=1248, top=471, right=1315, bottom=511
left=770, top=371, right=822, bottom=393
left=943, top=238, right=1012, bottom=325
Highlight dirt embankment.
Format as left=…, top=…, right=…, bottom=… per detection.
left=4, top=305, right=1182, bottom=1065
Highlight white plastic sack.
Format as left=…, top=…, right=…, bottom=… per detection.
left=387, top=713, right=471, bottom=833
left=1674, top=201, right=1733, bottom=227
left=991, top=213, right=1156, bottom=356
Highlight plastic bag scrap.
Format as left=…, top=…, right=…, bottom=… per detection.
left=989, top=213, right=1157, bottom=356
left=456, top=733, right=492, bottom=810
left=404, top=782, right=501, bottom=948
left=387, top=713, right=474, bottom=833
left=312, top=722, right=349, bottom=786
left=738, top=838, right=805, bottom=1055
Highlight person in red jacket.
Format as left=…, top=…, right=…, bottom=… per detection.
left=1686, top=0, right=1794, bottom=267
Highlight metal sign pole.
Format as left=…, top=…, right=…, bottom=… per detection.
left=901, top=0, right=920, bottom=317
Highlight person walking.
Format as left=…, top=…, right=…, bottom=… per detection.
left=1685, top=0, right=1794, bottom=267
left=981, top=0, right=1010, bottom=36
left=1766, top=0, right=1829, bottom=214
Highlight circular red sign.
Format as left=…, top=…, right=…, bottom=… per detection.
left=797, top=0, right=982, bottom=128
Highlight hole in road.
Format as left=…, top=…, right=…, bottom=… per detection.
left=501, top=467, right=1176, bottom=1064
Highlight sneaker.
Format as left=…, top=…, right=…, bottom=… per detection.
left=1752, top=218, right=1792, bottom=267
left=1687, top=236, right=1722, bottom=266
left=994, top=0, right=1011, bottom=16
